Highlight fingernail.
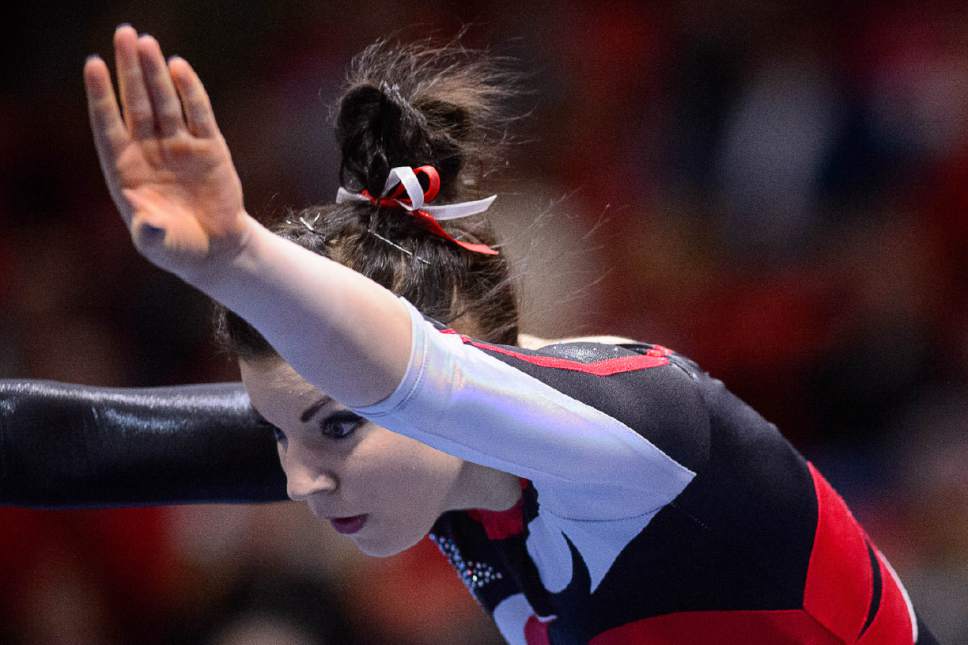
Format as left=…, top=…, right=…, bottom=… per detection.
left=86, top=54, right=100, bottom=62
left=117, top=23, right=131, bottom=30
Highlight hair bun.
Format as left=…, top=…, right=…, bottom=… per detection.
left=333, top=39, right=519, bottom=203
left=338, top=83, right=437, bottom=196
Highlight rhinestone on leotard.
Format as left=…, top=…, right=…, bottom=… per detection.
left=430, top=532, right=503, bottom=592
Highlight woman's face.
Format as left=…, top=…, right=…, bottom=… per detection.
left=239, top=357, right=466, bottom=557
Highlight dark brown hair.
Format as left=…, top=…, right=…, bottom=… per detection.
left=213, top=39, right=521, bottom=360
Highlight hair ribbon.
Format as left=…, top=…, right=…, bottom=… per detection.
left=335, top=166, right=499, bottom=255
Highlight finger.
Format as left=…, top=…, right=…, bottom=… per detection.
left=168, top=57, right=219, bottom=139
left=137, top=34, right=184, bottom=137
left=114, top=25, right=155, bottom=139
left=83, top=55, right=130, bottom=167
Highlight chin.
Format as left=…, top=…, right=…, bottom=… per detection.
left=353, top=529, right=427, bottom=558
left=355, top=542, right=407, bottom=558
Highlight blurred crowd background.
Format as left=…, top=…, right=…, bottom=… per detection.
left=2, top=1, right=967, bottom=643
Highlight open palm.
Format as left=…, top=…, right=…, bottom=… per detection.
left=83, top=25, right=249, bottom=280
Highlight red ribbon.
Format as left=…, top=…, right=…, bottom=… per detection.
left=360, top=166, right=498, bottom=256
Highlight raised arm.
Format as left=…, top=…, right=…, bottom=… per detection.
left=0, top=380, right=286, bottom=507
left=84, top=26, right=409, bottom=408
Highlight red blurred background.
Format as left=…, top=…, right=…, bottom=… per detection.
left=2, top=2, right=967, bottom=642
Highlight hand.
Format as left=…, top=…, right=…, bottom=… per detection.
left=83, top=25, right=250, bottom=282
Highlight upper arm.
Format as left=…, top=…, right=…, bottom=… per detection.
left=353, top=302, right=708, bottom=519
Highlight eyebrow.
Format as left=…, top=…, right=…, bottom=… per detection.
left=299, top=395, right=334, bottom=422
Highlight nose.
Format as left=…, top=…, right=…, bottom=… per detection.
left=281, top=444, right=338, bottom=501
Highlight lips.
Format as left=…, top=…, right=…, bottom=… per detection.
left=329, top=514, right=368, bottom=535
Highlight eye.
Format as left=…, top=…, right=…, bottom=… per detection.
left=320, top=411, right=363, bottom=440
left=255, top=414, right=286, bottom=445
left=263, top=424, right=286, bottom=445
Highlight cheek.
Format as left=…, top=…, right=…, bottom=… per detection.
left=341, top=430, right=463, bottom=557
left=354, top=437, right=459, bottom=557
left=353, top=429, right=461, bottom=506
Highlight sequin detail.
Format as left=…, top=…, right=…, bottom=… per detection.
left=430, top=533, right=504, bottom=592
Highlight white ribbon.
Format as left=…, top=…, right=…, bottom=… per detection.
left=335, top=166, right=496, bottom=220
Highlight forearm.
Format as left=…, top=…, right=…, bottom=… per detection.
left=0, top=380, right=287, bottom=508
left=199, top=217, right=411, bottom=407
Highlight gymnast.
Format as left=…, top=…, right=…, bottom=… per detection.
left=0, top=24, right=937, bottom=643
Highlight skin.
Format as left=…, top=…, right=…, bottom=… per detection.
left=240, top=356, right=521, bottom=557
left=517, top=333, right=637, bottom=350
left=83, top=25, right=248, bottom=279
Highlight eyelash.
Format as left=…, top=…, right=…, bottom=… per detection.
left=320, top=412, right=363, bottom=440
left=269, top=426, right=286, bottom=444
left=266, top=412, right=363, bottom=445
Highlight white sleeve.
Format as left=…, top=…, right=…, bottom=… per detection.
left=352, top=299, right=695, bottom=520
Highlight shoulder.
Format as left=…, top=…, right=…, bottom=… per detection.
left=458, top=337, right=712, bottom=474
left=517, top=333, right=639, bottom=349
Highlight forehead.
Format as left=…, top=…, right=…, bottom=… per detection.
left=239, top=358, right=328, bottom=419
